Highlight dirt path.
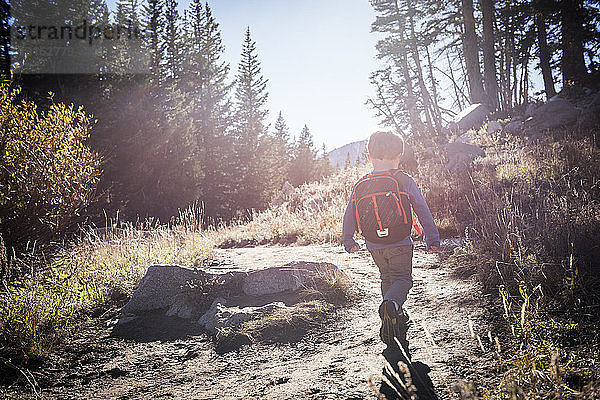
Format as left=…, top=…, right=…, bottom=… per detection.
left=31, top=243, right=496, bottom=399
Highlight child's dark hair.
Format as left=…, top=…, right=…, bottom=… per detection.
left=367, top=131, right=404, bottom=160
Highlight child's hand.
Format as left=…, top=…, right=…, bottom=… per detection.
left=428, top=245, right=439, bottom=254
left=349, top=244, right=361, bottom=253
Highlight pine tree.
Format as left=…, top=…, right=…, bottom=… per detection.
left=532, top=0, right=556, bottom=99
left=462, top=0, right=486, bottom=105
left=560, top=0, right=589, bottom=87
left=314, top=143, right=333, bottom=180
left=289, top=125, right=317, bottom=186
left=109, top=0, right=145, bottom=75
left=142, top=0, right=164, bottom=83
left=163, top=0, right=182, bottom=81
left=182, top=1, right=234, bottom=220
left=257, top=111, right=293, bottom=204
left=234, top=27, right=269, bottom=210
left=482, top=0, right=499, bottom=110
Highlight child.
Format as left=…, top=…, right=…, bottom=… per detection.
left=342, top=131, right=439, bottom=352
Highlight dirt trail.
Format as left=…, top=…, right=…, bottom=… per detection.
left=34, top=244, right=496, bottom=399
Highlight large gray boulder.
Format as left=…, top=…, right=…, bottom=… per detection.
left=121, top=262, right=344, bottom=317
left=529, top=97, right=580, bottom=131
left=444, top=142, right=485, bottom=170
left=447, top=103, right=490, bottom=133
left=121, top=265, right=219, bottom=315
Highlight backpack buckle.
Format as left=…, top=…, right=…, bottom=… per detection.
left=376, top=228, right=389, bottom=238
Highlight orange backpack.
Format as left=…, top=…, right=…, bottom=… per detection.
left=352, top=169, right=422, bottom=244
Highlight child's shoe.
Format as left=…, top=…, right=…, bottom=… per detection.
left=378, top=300, right=400, bottom=345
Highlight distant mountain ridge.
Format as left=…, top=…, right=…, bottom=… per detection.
left=327, top=139, right=367, bottom=168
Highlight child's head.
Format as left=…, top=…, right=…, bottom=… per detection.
left=367, top=131, right=404, bottom=162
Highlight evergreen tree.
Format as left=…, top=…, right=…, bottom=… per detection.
left=257, top=111, right=293, bottom=204
left=108, top=0, right=145, bottom=75
left=462, top=0, right=486, bottom=104
left=314, top=143, right=333, bottom=179
left=289, top=125, right=317, bottom=186
left=233, top=27, right=269, bottom=210
left=182, top=1, right=234, bottom=220
left=142, top=0, right=164, bottom=83
left=163, top=0, right=182, bottom=81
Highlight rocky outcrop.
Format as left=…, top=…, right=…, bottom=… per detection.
left=528, top=97, right=580, bottom=131
left=242, top=262, right=339, bottom=296
left=327, top=139, right=367, bottom=168
left=504, top=120, right=525, bottom=135
left=119, top=262, right=348, bottom=337
left=486, top=120, right=502, bottom=134
left=447, top=103, right=490, bottom=133
left=444, top=142, right=485, bottom=170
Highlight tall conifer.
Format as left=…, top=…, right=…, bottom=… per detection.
left=234, top=27, right=269, bottom=210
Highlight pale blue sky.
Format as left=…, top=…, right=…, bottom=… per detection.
left=107, top=0, right=382, bottom=150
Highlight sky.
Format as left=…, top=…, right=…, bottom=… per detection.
left=106, top=0, right=383, bottom=151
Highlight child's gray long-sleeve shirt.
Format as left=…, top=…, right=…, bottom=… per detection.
left=342, top=171, right=440, bottom=252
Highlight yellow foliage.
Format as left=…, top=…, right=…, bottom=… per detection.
left=0, top=82, right=101, bottom=246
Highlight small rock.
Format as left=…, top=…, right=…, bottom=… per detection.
left=486, top=120, right=502, bottom=134
left=197, top=297, right=288, bottom=333
left=504, top=120, right=524, bottom=135
left=444, top=142, right=485, bottom=170
left=524, top=103, right=538, bottom=118
left=242, top=262, right=326, bottom=296
left=455, top=131, right=474, bottom=144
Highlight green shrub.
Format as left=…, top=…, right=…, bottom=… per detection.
left=0, top=81, right=101, bottom=256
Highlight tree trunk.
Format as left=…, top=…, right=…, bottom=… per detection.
left=0, top=0, right=9, bottom=78
left=534, top=12, right=556, bottom=99
left=481, top=0, right=498, bottom=110
left=447, top=51, right=465, bottom=111
left=462, top=0, right=486, bottom=105
left=406, top=0, right=437, bottom=132
left=426, top=45, right=443, bottom=131
left=560, top=0, right=588, bottom=87
left=392, top=0, right=422, bottom=135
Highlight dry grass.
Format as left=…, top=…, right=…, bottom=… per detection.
left=212, top=164, right=370, bottom=247
left=417, top=129, right=600, bottom=398
left=1, top=214, right=214, bottom=364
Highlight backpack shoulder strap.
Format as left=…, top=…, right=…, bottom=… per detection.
left=390, top=169, right=410, bottom=188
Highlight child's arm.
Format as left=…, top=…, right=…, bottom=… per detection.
left=406, top=176, right=440, bottom=252
left=342, top=193, right=360, bottom=253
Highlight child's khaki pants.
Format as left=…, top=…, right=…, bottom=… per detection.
left=369, top=245, right=413, bottom=307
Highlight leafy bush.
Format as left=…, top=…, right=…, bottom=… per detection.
left=0, top=81, right=101, bottom=257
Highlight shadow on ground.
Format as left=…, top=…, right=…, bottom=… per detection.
left=110, top=312, right=205, bottom=342
left=380, top=345, right=438, bottom=399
